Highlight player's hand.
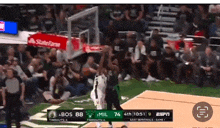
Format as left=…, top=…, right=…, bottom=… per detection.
left=3, top=100, right=6, bottom=107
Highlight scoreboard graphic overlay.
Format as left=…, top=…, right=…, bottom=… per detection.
left=47, top=110, right=173, bottom=122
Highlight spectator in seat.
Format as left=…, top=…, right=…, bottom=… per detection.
left=56, top=50, right=68, bottom=64
left=145, top=38, right=162, bottom=81
left=177, top=47, right=199, bottom=84
left=209, top=4, right=220, bottom=14
left=66, top=5, right=76, bottom=17
left=98, top=5, right=113, bottom=34
left=43, top=69, right=71, bottom=104
left=125, top=5, right=143, bottom=21
left=209, top=16, right=220, bottom=37
left=1, top=47, right=18, bottom=66
left=173, top=14, right=190, bottom=34
left=186, top=17, right=201, bottom=35
left=83, top=56, right=98, bottom=80
left=105, top=20, right=118, bottom=43
left=10, top=58, right=27, bottom=81
left=160, top=47, right=179, bottom=81
left=208, top=4, right=219, bottom=23
left=110, top=5, right=125, bottom=31
left=49, top=48, right=63, bottom=68
left=54, top=5, right=63, bottom=18
left=41, top=11, right=56, bottom=32
left=125, top=5, right=145, bottom=32
left=28, top=15, right=41, bottom=32
left=147, top=29, right=164, bottom=49
left=176, top=5, right=193, bottom=23
left=0, top=65, right=6, bottom=83
left=27, top=58, right=48, bottom=81
left=110, top=5, right=125, bottom=21
left=66, top=65, right=89, bottom=96
left=0, top=65, right=6, bottom=106
left=46, top=5, right=56, bottom=19
left=26, top=46, right=38, bottom=59
left=121, top=32, right=137, bottom=81
left=112, top=38, right=127, bottom=75
left=132, top=40, right=147, bottom=80
left=15, top=44, right=28, bottom=67
left=198, top=47, right=218, bottom=88
left=195, top=5, right=212, bottom=38
left=56, top=10, right=67, bottom=32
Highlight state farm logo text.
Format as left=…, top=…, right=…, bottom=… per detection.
left=29, top=38, right=61, bottom=48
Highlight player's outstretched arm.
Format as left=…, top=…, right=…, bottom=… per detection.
left=107, top=49, right=119, bottom=74
left=97, top=46, right=108, bottom=75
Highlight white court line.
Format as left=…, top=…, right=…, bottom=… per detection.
left=30, top=117, right=47, bottom=121
left=120, top=91, right=148, bottom=106
left=73, top=107, right=84, bottom=110
left=30, top=113, right=46, bottom=120
left=42, top=105, right=60, bottom=112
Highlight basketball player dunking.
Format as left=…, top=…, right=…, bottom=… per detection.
left=105, top=47, right=128, bottom=128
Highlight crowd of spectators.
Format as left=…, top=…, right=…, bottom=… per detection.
left=173, top=5, right=220, bottom=39
left=99, top=4, right=156, bottom=43
left=0, top=5, right=93, bottom=33
left=0, top=44, right=95, bottom=105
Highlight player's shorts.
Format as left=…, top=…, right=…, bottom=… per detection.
left=90, top=89, right=105, bottom=105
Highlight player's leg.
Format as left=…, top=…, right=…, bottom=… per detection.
left=112, top=89, right=122, bottom=110
left=105, top=89, right=113, bottom=126
left=96, top=92, right=106, bottom=128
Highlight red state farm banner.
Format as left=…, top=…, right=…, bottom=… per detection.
left=82, top=44, right=104, bottom=53
left=28, top=32, right=81, bottom=51
left=28, top=33, right=68, bottom=50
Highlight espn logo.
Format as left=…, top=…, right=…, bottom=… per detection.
left=0, top=21, right=5, bottom=32
left=156, top=112, right=170, bottom=116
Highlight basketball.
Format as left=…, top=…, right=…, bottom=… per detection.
left=82, top=67, right=91, bottom=76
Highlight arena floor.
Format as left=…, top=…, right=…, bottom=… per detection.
left=83, top=90, right=220, bottom=128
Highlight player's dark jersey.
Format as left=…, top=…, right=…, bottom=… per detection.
left=107, top=70, right=118, bottom=89
left=147, top=46, right=162, bottom=60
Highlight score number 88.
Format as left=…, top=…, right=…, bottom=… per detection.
left=75, top=112, right=84, bottom=117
